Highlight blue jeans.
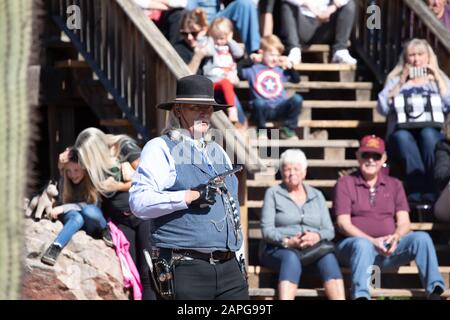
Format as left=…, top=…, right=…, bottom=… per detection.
left=336, top=232, right=446, bottom=299
left=388, top=127, right=443, bottom=196
left=54, top=205, right=107, bottom=248
left=252, top=94, right=303, bottom=130
left=188, top=0, right=260, bottom=53
left=260, top=244, right=343, bottom=284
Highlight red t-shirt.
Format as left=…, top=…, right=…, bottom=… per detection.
left=333, top=171, right=410, bottom=238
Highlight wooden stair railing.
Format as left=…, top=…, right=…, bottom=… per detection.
left=354, top=0, right=450, bottom=85
left=48, top=0, right=264, bottom=173
left=48, top=0, right=190, bottom=140
left=48, top=0, right=265, bottom=259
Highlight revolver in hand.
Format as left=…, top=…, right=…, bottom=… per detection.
left=191, top=165, right=243, bottom=208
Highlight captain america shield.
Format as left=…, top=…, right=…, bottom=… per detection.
left=254, top=69, right=283, bottom=99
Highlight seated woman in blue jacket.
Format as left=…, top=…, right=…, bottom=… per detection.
left=259, top=149, right=345, bottom=300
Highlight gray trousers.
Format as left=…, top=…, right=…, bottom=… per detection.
left=279, top=0, right=356, bottom=55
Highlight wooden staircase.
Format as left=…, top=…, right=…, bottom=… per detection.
left=40, top=0, right=450, bottom=300
left=236, top=44, right=450, bottom=300
left=43, top=0, right=263, bottom=179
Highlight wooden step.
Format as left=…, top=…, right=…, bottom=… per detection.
left=303, top=100, right=377, bottom=108
left=410, top=222, right=450, bottom=231
left=248, top=222, right=450, bottom=240
left=44, top=38, right=74, bottom=49
left=302, top=45, right=330, bottom=63
left=247, top=179, right=337, bottom=188
left=241, top=100, right=378, bottom=109
left=248, top=221, right=450, bottom=232
left=264, top=120, right=385, bottom=129
left=247, top=200, right=332, bottom=209
left=99, top=119, right=132, bottom=127
left=235, top=81, right=372, bottom=90
left=297, top=120, right=384, bottom=128
left=302, top=44, right=330, bottom=53
left=260, top=158, right=358, bottom=168
left=248, top=265, right=450, bottom=275
left=55, top=59, right=89, bottom=68
left=250, top=139, right=359, bottom=148
left=249, top=288, right=450, bottom=298
left=250, top=139, right=359, bottom=161
left=293, top=63, right=356, bottom=72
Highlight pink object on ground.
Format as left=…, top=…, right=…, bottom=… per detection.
left=108, top=221, right=143, bottom=300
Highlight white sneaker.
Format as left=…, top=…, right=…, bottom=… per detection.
left=331, top=49, right=357, bottom=65
left=287, top=47, right=302, bottom=65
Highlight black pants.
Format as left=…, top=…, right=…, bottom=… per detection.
left=173, top=258, right=249, bottom=300
left=279, top=0, right=356, bottom=54
left=108, top=211, right=156, bottom=300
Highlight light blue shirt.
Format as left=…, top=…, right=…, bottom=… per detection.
left=129, top=133, right=232, bottom=219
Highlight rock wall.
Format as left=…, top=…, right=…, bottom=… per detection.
left=21, top=219, right=129, bottom=300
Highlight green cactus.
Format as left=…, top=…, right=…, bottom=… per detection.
left=0, top=0, right=32, bottom=299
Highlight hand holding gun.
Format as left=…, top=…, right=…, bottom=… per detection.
left=191, top=165, right=243, bottom=208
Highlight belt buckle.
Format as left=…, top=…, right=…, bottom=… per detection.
left=209, top=253, right=219, bottom=265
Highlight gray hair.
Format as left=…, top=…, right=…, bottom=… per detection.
left=279, top=149, right=308, bottom=172
left=161, top=109, right=213, bottom=142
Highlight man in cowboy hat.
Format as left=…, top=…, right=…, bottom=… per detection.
left=129, top=75, right=249, bottom=300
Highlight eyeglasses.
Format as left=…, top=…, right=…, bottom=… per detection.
left=180, top=30, right=200, bottom=38
left=361, top=152, right=382, bottom=161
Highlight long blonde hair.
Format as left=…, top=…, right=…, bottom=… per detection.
left=74, top=127, right=137, bottom=195
left=63, top=148, right=97, bottom=204
left=386, top=38, right=448, bottom=93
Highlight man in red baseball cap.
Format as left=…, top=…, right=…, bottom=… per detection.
left=333, top=134, right=446, bottom=300
left=358, top=134, right=385, bottom=155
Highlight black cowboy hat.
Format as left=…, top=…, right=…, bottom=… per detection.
left=156, top=75, right=231, bottom=111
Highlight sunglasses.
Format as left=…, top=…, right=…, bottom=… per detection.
left=180, top=30, right=200, bottom=38
left=361, top=152, right=382, bottom=161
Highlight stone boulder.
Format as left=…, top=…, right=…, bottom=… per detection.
left=21, top=218, right=129, bottom=300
